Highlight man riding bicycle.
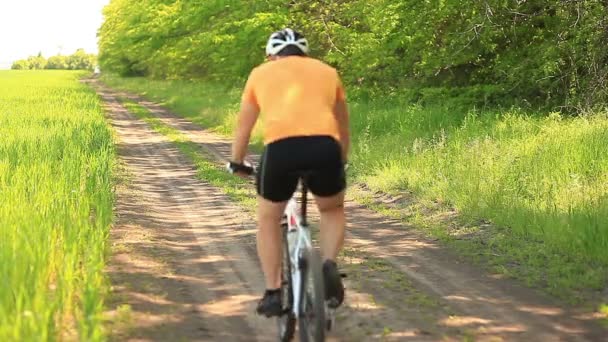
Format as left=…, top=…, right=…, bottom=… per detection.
left=229, top=28, right=350, bottom=317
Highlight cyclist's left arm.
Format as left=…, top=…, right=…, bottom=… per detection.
left=231, top=101, right=259, bottom=163
left=231, top=70, right=261, bottom=163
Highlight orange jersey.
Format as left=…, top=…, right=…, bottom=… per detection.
left=241, top=56, right=346, bottom=145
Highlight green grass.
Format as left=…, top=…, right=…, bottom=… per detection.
left=102, top=74, right=608, bottom=306
left=0, top=71, right=115, bottom=340
left=355, top=109, right=608, bottom=298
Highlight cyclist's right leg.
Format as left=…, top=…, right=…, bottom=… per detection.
left=314, top=192, right=346, bottom=308
left=302, top=136, right=346, bottom=308
left=314, top=191, right=346, bottom=262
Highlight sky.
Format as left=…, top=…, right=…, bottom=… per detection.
left=0, top=0, right=109, bottom=69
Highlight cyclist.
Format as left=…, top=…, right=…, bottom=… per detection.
left=229, top=28, right=349, bottom=317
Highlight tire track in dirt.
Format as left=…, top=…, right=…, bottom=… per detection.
left=94, top=80, right=606, bottom=341
left=94, top=81, right=398, bottom=341
left=97, top=84, right=275, bottom=341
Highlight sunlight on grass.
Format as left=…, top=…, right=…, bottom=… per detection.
left=364, top=111, right=608, bottom=261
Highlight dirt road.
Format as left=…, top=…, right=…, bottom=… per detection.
left=93, top=80, right=606, bottom=341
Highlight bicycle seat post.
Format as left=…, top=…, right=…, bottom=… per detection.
left=300, top=177, right=309, bottom=227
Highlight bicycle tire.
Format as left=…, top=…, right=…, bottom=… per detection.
left=277, top=225, right=296, bottom=341
left=298, top=247, right=326, bottom=342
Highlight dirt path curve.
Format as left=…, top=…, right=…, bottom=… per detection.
left=92, top=79, right=606, bottom=341
left=93, top=81, right=402, bottom=341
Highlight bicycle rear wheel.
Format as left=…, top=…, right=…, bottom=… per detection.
left=298, top=247, right=326, bottom=342
left=277, top=226, right=296, bottom=341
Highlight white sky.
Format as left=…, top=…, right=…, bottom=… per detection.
left=0, top=0, right=110, bottom=69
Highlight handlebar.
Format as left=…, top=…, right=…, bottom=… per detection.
left=226, top=161, right=255, bottom=175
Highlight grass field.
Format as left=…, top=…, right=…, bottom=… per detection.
left=103, top=74, right=608, bottom=304
left=0, top=71, right=114, bottom=341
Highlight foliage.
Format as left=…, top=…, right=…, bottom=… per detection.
left=98, top=0, right=286, bottom=78
left=10, top=60, right=29, bottom=70
left=11, top=49, right=97, bottom=71
left=24, top=53, right=47, bottom=70
left=98, top=0, right=608, bottom=109
left=46, top=55, right=69, bottom=70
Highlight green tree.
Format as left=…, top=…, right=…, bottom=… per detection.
left=46, top=55, right=68, bottom=70
left=26, top=53, right=47, bottom=70
left=97, top=0, right=608, bottom=109
left=11, top=60, right=30, bottom=70
left=65, top=49, right=96, bottom=70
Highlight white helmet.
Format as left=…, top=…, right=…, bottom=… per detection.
left=265, top=28, right=310, bottom=56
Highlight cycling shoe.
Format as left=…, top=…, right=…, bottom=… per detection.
left=323, top=260, right=345, bottom=308
left=256, top=289, right=283, bottom=317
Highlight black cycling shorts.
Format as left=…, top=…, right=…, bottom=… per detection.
left=256, top=136, right=346, bottom=202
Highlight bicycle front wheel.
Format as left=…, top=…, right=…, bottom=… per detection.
left=298, top=247, right=326, bottom=342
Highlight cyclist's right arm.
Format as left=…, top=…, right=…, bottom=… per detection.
left=334, top=99, right=349, bottom=163
left=334, top=74, right=350, bottom=163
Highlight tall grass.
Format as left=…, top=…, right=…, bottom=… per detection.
left=102, top=74, right=608, bottom=298
left=352, top=103, right=608, bottom=294
left=0, top=71, right=114, bottom=340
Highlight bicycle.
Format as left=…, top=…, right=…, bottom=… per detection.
left=227, top=162, right=334, bottom=342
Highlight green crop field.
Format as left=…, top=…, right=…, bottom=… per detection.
left=0, top=71, right=114, bottom=341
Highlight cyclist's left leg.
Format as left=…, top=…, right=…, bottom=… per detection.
left=255, top=196, right=288, bottom=317
left=256, top=196, right=288, bottom=290
left=254, top=139, right=298, bottom=317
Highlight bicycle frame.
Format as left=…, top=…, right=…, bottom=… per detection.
left=284, top=181, right=313, bottom=317
left=227, top=162, right=329, bottom=339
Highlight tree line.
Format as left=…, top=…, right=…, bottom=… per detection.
left=12, top=49, right=96, bottom=71
left=98, top=1, right=608, bottom=110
